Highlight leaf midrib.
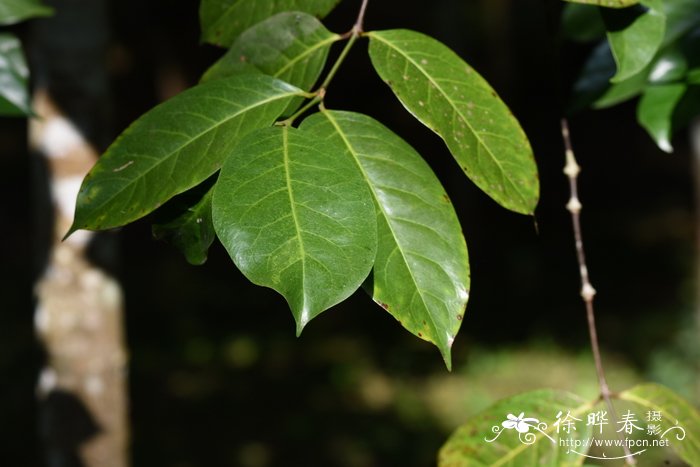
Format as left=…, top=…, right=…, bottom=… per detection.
left=320, top=110, right=447, bottom=351
left=369, top=32, right=526, bottom=207
left=79, top=87, right=298, bottom=224
left=282, top=127, right=308, bottom=317
left=273, top=34, right=340, bottom=78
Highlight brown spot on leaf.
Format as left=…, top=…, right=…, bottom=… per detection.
left=377, top=301, right=389, bottom=311
left=456, top=314, right=462, bottom=321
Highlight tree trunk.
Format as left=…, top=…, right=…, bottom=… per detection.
left=30, top=1, right=129, bottom=466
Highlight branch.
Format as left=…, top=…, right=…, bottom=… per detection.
left=560, top=119, right=635, bottom=465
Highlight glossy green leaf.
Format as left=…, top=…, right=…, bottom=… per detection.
left=0, top=33, right=31, bottom=116
left=200, top=0, right=340, bottom=47
left=602, top=0, right=666, bottom=82
left=212, top=126, right=376, bottom=334
left=68, top=74, right=302, bottom=235
left=637, top=83, right=686, bottom=153
left=202, top=12, right=339, bottom=85
left=300, top=110, right=469, bottom=368
left=201, top=12, right=339, bottom=116
left=562, top=0, right=639, bottom=7
left=368, top=29, right=539, bottom=215
left=619, top=383, right=700, bottom=465
left=0, top=0, right=52, bottom=26
left=663, top=0, right=700, bottom=46
left=439, top=390, right=596, bottom=466
left=562, top=4, right=606, bottom=42
left=152, top=177, right=217, bottom=266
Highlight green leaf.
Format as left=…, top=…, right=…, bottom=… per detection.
left=212, top=126, right=377, bottom=334
left=202, top=12, right=339, bottom=85
left=637, top=83, right=686, bottom=153
left=602, top=0, right=666, bottom=82
left=199, top=0, right=340, bottom=47
left=300, top=110, right=469, bottom=368
left=152, top=176, right=217, bottom=266
left=562, top=0, right=639, bottom=8
left=663, top=0, right=700, bottom=46
left=562, top=4, right=606, bottom=42
left=619, top=383, right=700, bottom=465
left=68, top=74, right=302, bottom=235
left=0, top=33, right=31, bottom=116
left=201, top=12, right=339, bottom=116
left=367, top=29, right=539, bottom=215
left=439, top=390, right=596, bottom=466
left=0, top=0, right=52, bottom=26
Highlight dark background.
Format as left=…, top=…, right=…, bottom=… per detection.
left=2, top=0, right=698, bottom=465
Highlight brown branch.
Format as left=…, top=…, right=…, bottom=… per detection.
left=560, top=119, right=635, bottom=465
left=354, top=0, right=370, bottom=32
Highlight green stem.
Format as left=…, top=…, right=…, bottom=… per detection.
left=278, top=0, right=368, bottom=126
left=319, top=32, right=359, bottom=92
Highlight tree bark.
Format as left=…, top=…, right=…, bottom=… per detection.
left=30, top=1, right=129, bottom=466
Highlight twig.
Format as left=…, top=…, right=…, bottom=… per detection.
left=560, top=119, right=635, bottom=465
left=354, top=0, right=370, bottom=32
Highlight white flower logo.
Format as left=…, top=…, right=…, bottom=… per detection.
left=502, top=413, right=540, bottom=433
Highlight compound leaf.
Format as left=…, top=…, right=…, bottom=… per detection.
left=368, top=29, right=539, bottom=215
left=212, top=126, right=376, bottom=334
left=68, top=74, right=302, bottom=235
left=200, top=0, right=340, bottom=47
left=300, top=110, right=469, bottom=368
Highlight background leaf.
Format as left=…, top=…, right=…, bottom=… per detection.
left=152, top=176, right=217, bottom=266
left=300, top=110, right=469, bottom=368
left=619, top=383, right=700, bottom=465
left=602, top=0, right=666, bottom=82
left=368, top=29, right=539, bottom=215
left=562, top=0, right=639, bottom=7
left=439, top=390, right=595, bottom=466
left=0, top=0, right=52, bottom=26
left=69, top=74, right=301, bottom=234
left=562, top=4, right=606, bottom=42
left=0, top=33, right=31, bottom=116
left=212, top=126, right=376, bottom=334
left=636, top=83, right=686, bottom=153
left=199, top=0, right=340, bottom=47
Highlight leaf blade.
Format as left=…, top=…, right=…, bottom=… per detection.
left=0, top=0, right=52, bottom=26
left=199, top=0, right=340, bottom=47
left=212, top=126, right=377, bottom=333
left=619, top=383, right=700, bottom=465
left=69, top=74, right=302, bottom=234
left=439, top=390, right=596, bottom=466
left=300, top=110, right=469, bottom=368
left=602, top=0, right=666, bottom=82
left=562, top=0, right=639, bottom=7
left=0, top=33, right=31, bottom=116
left=152, top=177, right=217, bottom=265
left=367, top=29, right=539, bottom=215
left=636, top=83, right=686, bottom=153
